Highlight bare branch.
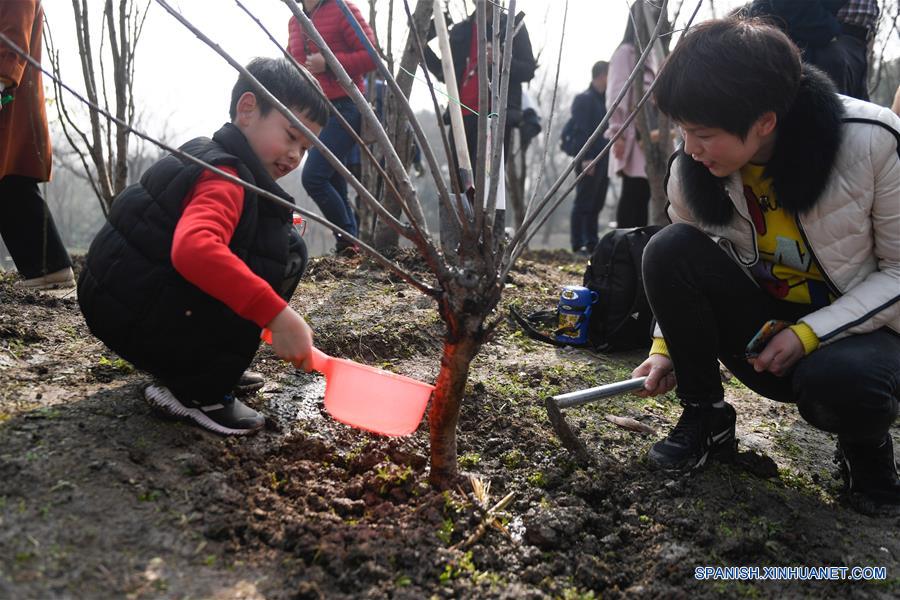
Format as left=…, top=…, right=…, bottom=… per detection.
left=0, top=29, right=441, bottom=296
left=518, top=0, right=568, bottom=231
left=505, top=0, right=675, bottom=259
left=152, top=0, right=419, bottom=253
left=233, top=0, right=415, bottom=246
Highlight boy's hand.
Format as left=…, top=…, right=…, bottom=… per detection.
left=305, top=52, right=326, bottom=74
left=748, top=328, right=803, bottom=377
left=267, top=306, right=315, bottom=371
left=632, top=354, right=676, bottom=397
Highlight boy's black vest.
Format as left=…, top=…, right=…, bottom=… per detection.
left=78, top=123, right=293, bottom=385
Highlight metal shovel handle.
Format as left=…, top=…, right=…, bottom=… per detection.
left=551, top=377, right=648, bottom=410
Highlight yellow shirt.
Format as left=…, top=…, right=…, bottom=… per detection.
left=740, top=163, right=831, bottom=306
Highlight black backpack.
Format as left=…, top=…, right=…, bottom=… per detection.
left=583, top=225, right=663, bottom=351
left=510, top=225, right=662, bottom=352
left=559, top=117, right=581, bottom=157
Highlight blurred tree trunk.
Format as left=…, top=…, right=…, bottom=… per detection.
left=372, top=0, right=433, bottom=251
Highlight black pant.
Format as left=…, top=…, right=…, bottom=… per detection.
left=805, top=34, right=869, bottom=101
left=643, top=224, right=900, bottom=443
left=570, top=164, right=609, bottom=251
left=0, top=175, right=72, bottom=278
left=616, top=175, right=649, bottom=228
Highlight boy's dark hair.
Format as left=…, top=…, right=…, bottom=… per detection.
left=229, top=57, right=329, bottom=126
left=654, top=18, right=802, bottom=139
left=591, top=61, right=609, bottom=79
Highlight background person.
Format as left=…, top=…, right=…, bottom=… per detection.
left=605, top=0, right=661, bottom=228
left=0, top=0, right=73, bottom=289
left=424, top=7, right=536, bottom=184
left=747, top=0, right=879, bottom=101
left=568, top=60, right=610, bottom=254
left=289, top=0, right=376, bottom=255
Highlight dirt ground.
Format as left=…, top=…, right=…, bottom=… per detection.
left=1, top=250, right=897, bottom=599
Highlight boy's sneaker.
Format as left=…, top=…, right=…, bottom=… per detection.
left=234, top=370, right=265, bottom=396
left=834, top=435, right=900, bottom=516
left=144, top=385, right=265, bottom=435
left=648, top=401, right=737, bottom=471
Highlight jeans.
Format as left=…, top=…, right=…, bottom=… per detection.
left=301, top=98, right=361, bottom=246
left=643, top=223, right=900, bottom=443
left=616, top=175, right=649, bottom=228
left=0, top=175, right=72, bottom=278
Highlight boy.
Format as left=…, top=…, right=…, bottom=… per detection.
left=78, top=58, right=329, bottom=435
left=633, top=18, right=900, bottom=515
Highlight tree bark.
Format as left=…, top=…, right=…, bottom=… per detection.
left=428, top=334, right=480, bottom=488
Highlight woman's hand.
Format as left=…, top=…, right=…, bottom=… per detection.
left=748, top=328, right=804, bottom=377
left=266, top=306, right=314, bottom=371
left=305, top=52, right=326, bottom=74
left=613, top=137, right=626, bottom=161
left=632, top=353, right=676, bottom=397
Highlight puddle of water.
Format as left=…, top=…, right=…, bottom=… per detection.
left=261, top=370, right=328, bottom=433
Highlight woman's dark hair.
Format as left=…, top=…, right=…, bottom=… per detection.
left=229, top=57, right=329, bottom=126
left=654, top=17, right=801, bottom=138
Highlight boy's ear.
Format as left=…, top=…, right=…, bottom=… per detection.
left=755, top=111, right=778, bottom=137
left=236, top=92, right=258, bottom=125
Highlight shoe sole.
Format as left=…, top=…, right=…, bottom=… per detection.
left=234, top=381, right=264, bottom=397
left=144, top=387, right=263, bottom=436
left=648, top=434, right=737, bottom=472
left=19, top=280, right=76, bottom=291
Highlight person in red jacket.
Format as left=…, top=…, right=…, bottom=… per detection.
left=288, top=0, right=376, bottom=254
left=78, top=58, right=329, bottom=435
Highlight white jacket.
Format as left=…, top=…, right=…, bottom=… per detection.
left=661, top=70, right=900, bottom=346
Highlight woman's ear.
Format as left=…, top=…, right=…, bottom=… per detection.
left=235, top=92, right=258, bottom=125
left=755, top=111, right=778, bottom=137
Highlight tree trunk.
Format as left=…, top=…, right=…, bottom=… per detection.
left=506, top=129, right=527, bottom=231
left=428, top=334, right=480, bottom=488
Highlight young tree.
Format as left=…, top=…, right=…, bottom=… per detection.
left=45, top=0, right=149, bottom=217
left=8, top=0, right=691, bottom=488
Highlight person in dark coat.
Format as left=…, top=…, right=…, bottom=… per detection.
left=424, top=8, right=537, bottom=177
left=569, top=61, right=610, bottom=254
left=746, top=0, right=879, bottom=100
left=0, top=0, right=73, bottom=289
left=78, top=58, right=329, bottom=435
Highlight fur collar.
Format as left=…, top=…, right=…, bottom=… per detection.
left=677, top=66, right=845, bottom=226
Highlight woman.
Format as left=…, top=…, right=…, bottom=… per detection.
left=604, top=0, right=662, bottom=228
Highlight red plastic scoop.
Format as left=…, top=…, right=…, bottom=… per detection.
left=262, top=330, right=433, bottom=436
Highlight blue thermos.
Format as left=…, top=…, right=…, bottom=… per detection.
left=555, top=285, right=598, bottom=345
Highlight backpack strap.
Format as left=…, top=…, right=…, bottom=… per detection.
left=509, top=306, right=570, bottom=348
